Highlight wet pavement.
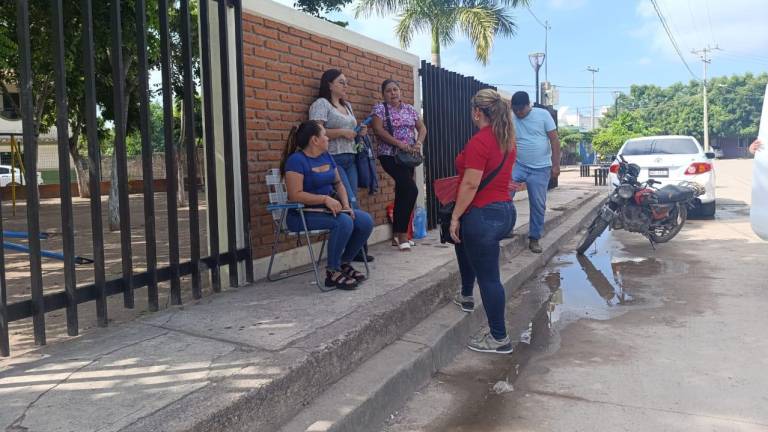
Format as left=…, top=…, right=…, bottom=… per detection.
left=383, top=159, right=768, bottom=432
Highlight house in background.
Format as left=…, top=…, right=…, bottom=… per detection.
left=1, top=83, right=64, bottom=172
left=711, top=136, right=751, bottom=159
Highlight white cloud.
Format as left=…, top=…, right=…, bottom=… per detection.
left=548, top=0, right=587, bottom=10
left=635, top=0, right=768, bottom=63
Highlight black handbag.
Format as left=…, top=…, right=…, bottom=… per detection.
left=438, top=151, right=509, bottom=244
left=384, top=102, right=423, bottom=168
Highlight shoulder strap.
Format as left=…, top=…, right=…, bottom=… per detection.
left=383, top=102, right=394, bottom=136
left=477, top=151, right=509, bottom=193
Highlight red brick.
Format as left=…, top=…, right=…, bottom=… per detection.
left=246, top=77, right=267, bottom=89
left=266, top=81, right=291, bottom=92
left=267, top=101, right=292, bottom=111
left=266, top=62, right=291, bottom=73
left=263, top=20, right=289, bottom=32
left=288, top=27, right=312, bottom=39
left=330, top=40, right=347, bottom=51
left=253, top=25, right=279, bottom=39
left=310, top=34, right=328, bottom=44
left=278, top=32, right=301, bottom=46
left=265, top=39, right=290, bottom=53
left=253, top=46, right=280, bottom=61
left=301, top=39, right=323, bottom=52
left=290, top=45, right=312, bottom=58
left=321, top=45, right=340, bottom=56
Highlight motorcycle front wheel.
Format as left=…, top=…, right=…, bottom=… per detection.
left=648, top=204, right=687, bottom=243
left=576, top=215, right=610, bottom=255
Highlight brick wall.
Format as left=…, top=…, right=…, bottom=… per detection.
left=242, top=12, right=416, bottom=259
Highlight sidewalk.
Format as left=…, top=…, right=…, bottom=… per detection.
left=0, top=172, right=604, bottom=432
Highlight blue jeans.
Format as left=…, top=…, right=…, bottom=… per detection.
left=511, top=164, right=551, bottom=240
left=287, top=209, right=373, bottom=270
left=454, top=201, right=516, bottom=340
left=333, top=153, right=358, bottom=209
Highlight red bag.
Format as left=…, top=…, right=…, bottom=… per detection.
left=386, top=202, right=414, bottom=240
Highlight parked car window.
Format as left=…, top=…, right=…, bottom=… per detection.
left=622, top=138, right=700, bottom=155
left=0, top=167, right=9, bottom=174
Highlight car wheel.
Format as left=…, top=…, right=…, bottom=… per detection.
left=698, top=201, right=716, bottom=218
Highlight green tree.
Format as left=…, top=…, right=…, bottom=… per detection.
left=354, top=0, right=529, bottom=66
left=293, top=0, right=349, bottom=26
left=591, top=111, right=660, bottom=156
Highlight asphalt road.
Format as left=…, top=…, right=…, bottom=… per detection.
left=383, top=159, right=768, bottom=432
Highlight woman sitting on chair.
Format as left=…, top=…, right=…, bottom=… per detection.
left=280, top=120, right=374, bottom=290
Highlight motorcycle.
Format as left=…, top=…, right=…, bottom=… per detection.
left=576, top=155, right=705, bottom=255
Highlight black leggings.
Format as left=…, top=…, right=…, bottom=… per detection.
left=379, top=155, right=418, bottom=234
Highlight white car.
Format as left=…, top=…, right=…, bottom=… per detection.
left=0, top=165, right=44, bottom=187
left=609, top=135, right=716, bottom=217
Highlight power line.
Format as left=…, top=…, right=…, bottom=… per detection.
left=526, top=6, right=546, bottom=28
left=648, top=0, right=698, bottom=79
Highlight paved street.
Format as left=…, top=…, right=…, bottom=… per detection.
left=383, top=159, right=768, bottom=432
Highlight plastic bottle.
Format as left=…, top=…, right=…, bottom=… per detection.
left=751, top=83, right=768, bottom=240
left=413, top=206, right=427, bottom=239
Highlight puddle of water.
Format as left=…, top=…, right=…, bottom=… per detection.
left=535, top=230, right=661, bottom=333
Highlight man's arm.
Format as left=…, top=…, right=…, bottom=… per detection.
left=548, top=129, right=561, bottom=178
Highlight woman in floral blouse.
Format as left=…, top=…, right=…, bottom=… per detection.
left=371, top=79, right=428, bottom=250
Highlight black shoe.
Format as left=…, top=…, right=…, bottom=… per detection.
left=353, top=252, right=374, bottom=262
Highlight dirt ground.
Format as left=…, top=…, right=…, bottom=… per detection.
left=2, top=192, right=216, bottom=357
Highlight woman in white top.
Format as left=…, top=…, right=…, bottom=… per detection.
left=309, top=69, right=372, bottom=262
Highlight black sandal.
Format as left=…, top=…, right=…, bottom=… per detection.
left=341, top=263, right=366, bottom=282
left=325, top=269, right=358, bottom=290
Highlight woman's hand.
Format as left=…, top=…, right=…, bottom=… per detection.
left=414, top=141, right=423, bottom=153
left=342, top=206, right=355, bottom=220
left=342, top=129, right=357, bottom=140
left=357, top=125, right=368, bottom=137
left=449, top=218, right=461, bottom=243
left=750, top=139, right=763, bottom=155
left=324, top=196, right=342, bottom=216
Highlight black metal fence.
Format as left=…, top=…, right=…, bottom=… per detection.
left=420, top=61, right=495, bottom=229
left=0, top=0, right=253, bottom=356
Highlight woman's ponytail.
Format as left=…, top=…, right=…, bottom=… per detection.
left=472, top=89, right=515, bottom=152
left=279, top=120, right=324, bottom=176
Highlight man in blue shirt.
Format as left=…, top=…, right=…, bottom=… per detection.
left=509, top=92, right=561, bottom=253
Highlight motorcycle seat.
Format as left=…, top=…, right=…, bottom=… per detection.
left=655, top=185, right=695, bottom=204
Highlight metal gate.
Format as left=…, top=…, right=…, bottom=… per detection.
left=420, top=61, right=495, bottom=228
left=0, top=0, right=253, bottom=356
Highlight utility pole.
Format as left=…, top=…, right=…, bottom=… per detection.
left=612, top=91, right=621, bottom=115
left=544, top=20, right=551, bottom=82
left=692, top=45, right=720, bottom=152
left=587, top=66, right=599, bottom=131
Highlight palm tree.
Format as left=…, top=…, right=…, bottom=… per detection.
left=354, top=0, right=529, bottom=66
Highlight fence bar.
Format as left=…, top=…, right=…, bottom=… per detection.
left=158, top=0, right=182, bottom=304
left=110, top=0, right=135, bottom=309
left=16, top=0, right=46, bottom=345
left=0, top=193, right=8, bottom=356
left=180, top=0, right=202, bottom=298
left=198, top=0, right=222, bottom=294
left=234, top=0, right=255, bottom=283
left=134, top=0, right=159, bottom=311
left=82, top=0, right=108, bottom=327
left=52, top=0, right=78, bottom=336
left=6, top=249, right=250, bottom=323
left=217, top=0, right=239, bottom=287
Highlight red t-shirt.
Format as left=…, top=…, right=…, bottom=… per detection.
left=455, top=126, right=516, bottom=209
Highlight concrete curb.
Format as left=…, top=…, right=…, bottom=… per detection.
left=278, top=193, right=605, bottom=432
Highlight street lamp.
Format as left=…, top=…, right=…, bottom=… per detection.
left=529, top=52, right=545, bottom=104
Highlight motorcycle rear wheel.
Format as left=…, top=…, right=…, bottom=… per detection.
left=649, top=204, right=687, bottom=243
left=576, top=216, right=609, bottom=255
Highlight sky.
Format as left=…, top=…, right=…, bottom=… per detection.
left=273, top=0, right=768, bottom=118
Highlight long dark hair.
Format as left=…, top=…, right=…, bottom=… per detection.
left=319, top=69, right=345, bottom=107
left=280, top=120, right=324, bottom=175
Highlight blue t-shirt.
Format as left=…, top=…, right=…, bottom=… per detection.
left=513, top=107, right=557, bottom=169
left=284, top=151, right=337, bottom=196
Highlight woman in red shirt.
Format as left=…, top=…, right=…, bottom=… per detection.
left=450, top=89, right=517, bottom=354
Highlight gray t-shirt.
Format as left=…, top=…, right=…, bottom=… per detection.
left=309, top=98, right=357, bottom=155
